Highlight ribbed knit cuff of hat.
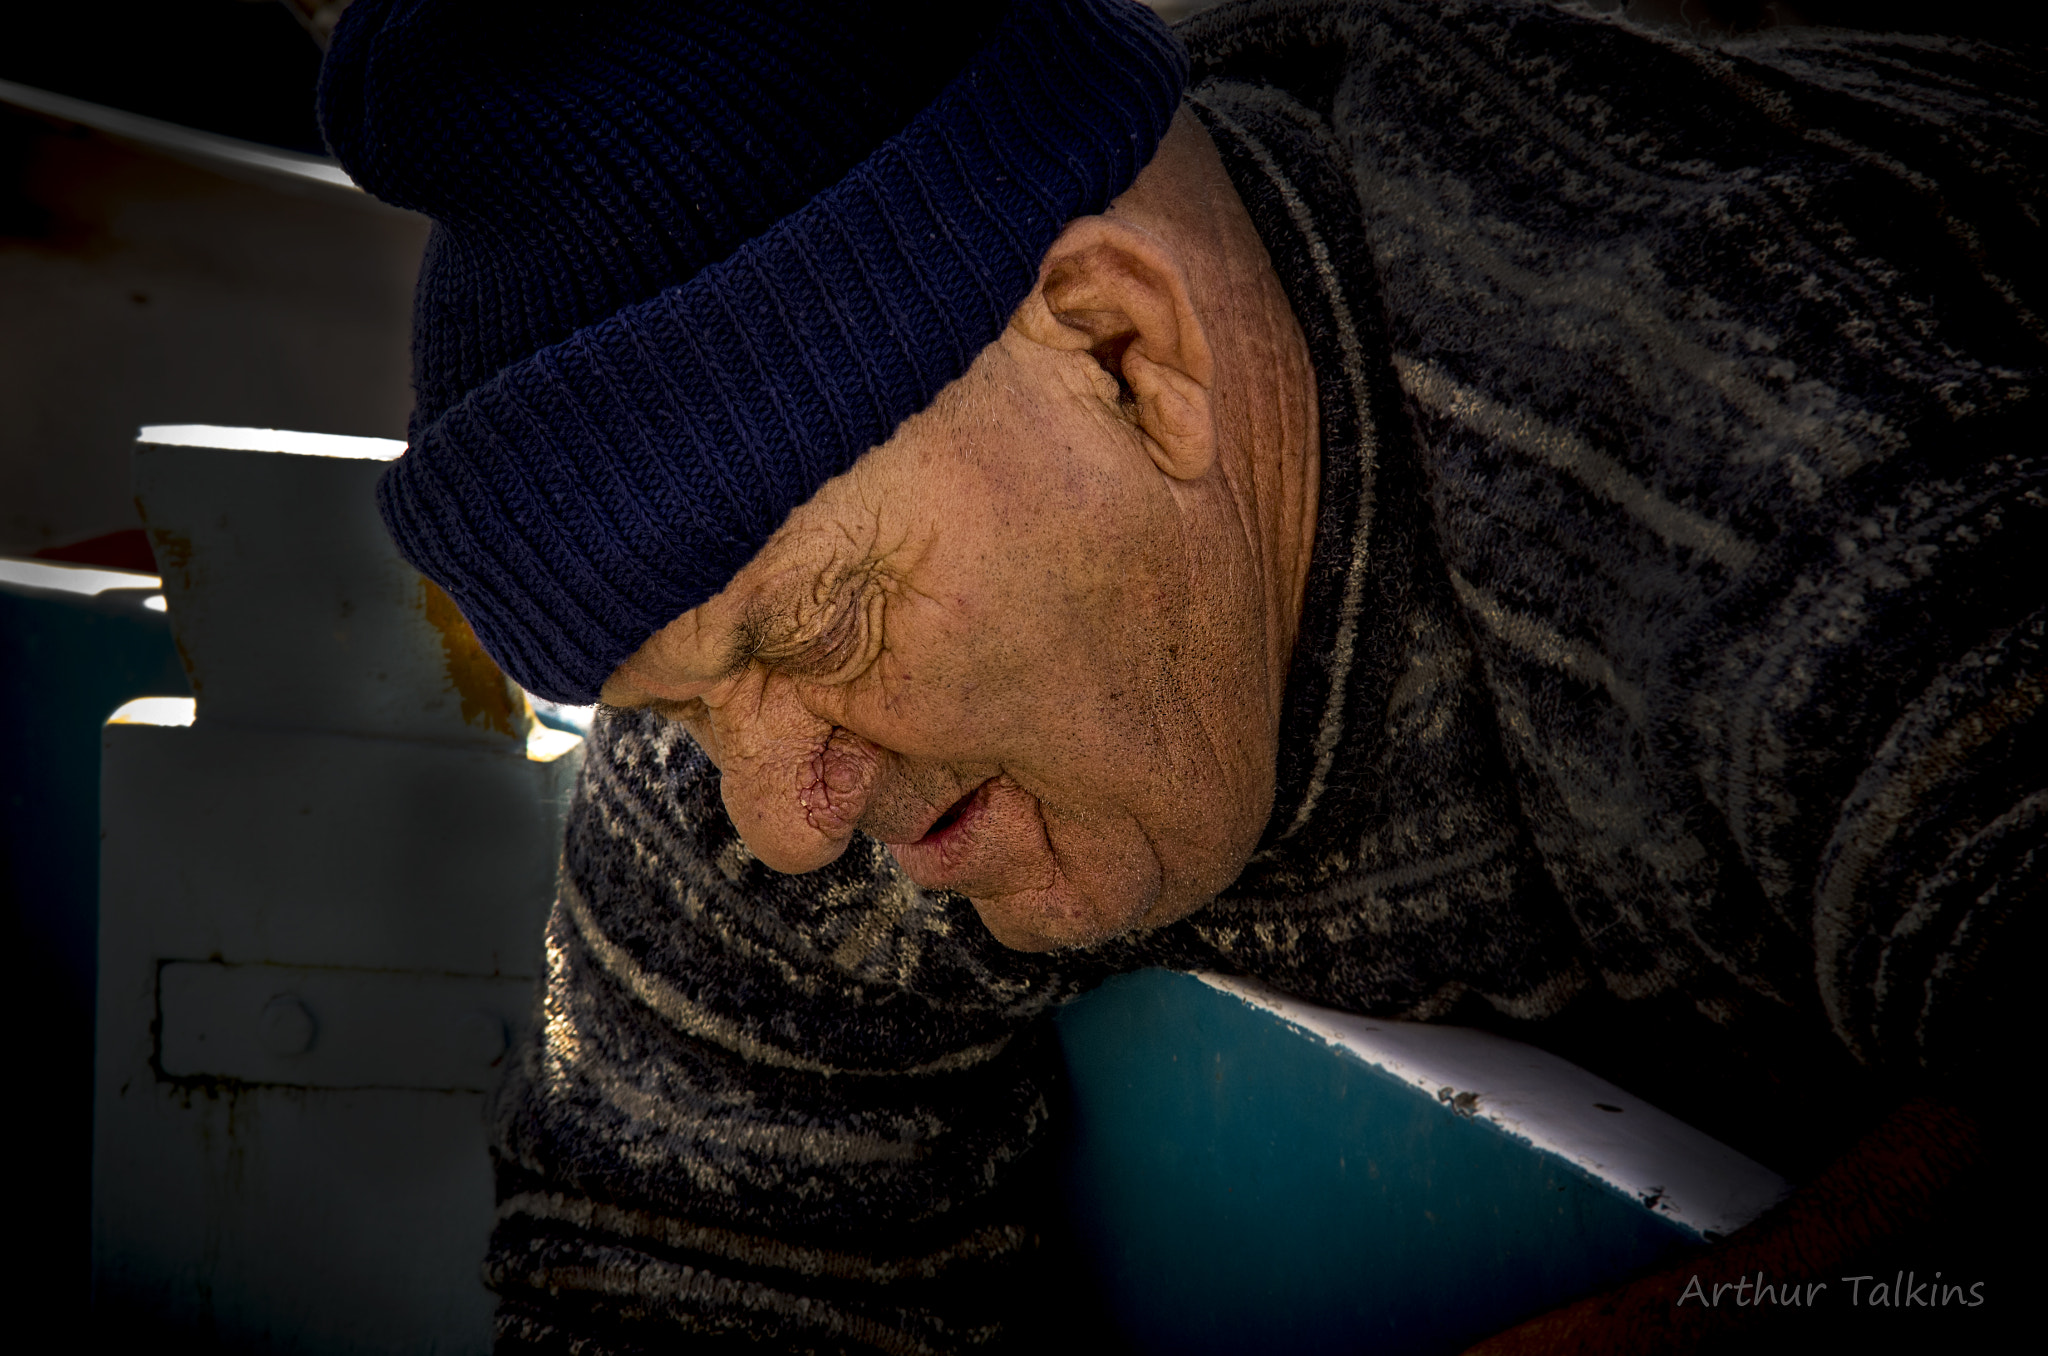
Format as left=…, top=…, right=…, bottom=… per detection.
left=360, top=0, right=1187, bottom=706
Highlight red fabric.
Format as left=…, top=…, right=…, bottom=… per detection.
left=33, top=528, right=158, bottom=574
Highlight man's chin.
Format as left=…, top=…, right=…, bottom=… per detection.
left=967, top=883, right=1152, bottom=952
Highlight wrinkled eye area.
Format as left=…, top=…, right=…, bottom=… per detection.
left=753, top=569, right=884, bottom=685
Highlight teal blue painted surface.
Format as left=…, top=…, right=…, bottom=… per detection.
left=1054, top=970, right=1700, bottom=1355
left=1, top=579, right=188, bottom=1308
left=1, top=582, right=188, bottom=1006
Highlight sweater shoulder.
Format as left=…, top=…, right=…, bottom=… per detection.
left=560, top=707, right=1075, bottom=1074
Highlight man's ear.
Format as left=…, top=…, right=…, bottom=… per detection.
left=1012, top=217, right=1217, bottom=481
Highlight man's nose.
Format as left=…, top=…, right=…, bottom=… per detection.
left=704, top=693, right=881, bottom=875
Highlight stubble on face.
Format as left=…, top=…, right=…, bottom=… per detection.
left=605, top=347, right=1265, bottom=951
left=604, top=110, right=1318, bottom=952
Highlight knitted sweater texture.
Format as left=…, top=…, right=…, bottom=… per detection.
left=487, top=3, right=2044, bottom=1351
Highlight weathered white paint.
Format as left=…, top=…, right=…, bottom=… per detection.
left=132, top=431, right=522, bottom=743
left=139, top=424, right=405, bottom=461
left=1194, top=972, right=1790, bottom=1239
left=108, top=695, right=195, bottom=728
left=96, top=429, right=578, bottom=1353
left=0, top=557, right=160, bottom=596
left=158, top=961, right=533, bottom=1091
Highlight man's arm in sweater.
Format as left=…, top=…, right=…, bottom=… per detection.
left=1478, top=591, right=2044, bottom=1353
left=483, top=709, right=1094, bottom=1354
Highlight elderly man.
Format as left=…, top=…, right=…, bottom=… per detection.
left=319, top=0, right=2038, bottom=1350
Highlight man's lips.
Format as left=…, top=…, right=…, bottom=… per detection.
left=882, top=776, right=1001, bottom=890
left=885, top=776, right=992, bottom=847
left=920, top=785, right=981, bottom=840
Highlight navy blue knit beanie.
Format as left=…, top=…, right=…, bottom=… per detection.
left=317, top=0, right=1187, bottom=705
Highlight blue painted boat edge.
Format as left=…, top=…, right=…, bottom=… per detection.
left=1052, top=968, right=1715, bottom=1355
left=1190, top=972, right=1790, bottom=1241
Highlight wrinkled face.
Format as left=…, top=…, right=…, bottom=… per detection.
left=600, top=323, right=1283, bottom=950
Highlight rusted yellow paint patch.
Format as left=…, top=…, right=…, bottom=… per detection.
left=419, top=578, right=523, bottom=736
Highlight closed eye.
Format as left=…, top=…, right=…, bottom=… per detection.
left=708, top=565, right=892, bottom=696
left=775, top=601, right=863, bottom=678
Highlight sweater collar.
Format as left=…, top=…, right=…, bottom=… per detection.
left=1177, top=78, right=1588, bottom=1022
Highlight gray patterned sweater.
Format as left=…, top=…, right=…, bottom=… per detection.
left=487, top=3, right=2044, bottom=1351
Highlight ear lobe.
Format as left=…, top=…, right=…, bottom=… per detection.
left=1018, top=219, right=1217, bottom=481
left=1123, top=346, right=1212, bottom=476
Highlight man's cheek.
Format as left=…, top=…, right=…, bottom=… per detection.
left=861, top=635, right=1031, bottom=744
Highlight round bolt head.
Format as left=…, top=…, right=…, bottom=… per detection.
left=457, top=1011, right=508, bottom=1067
left=257, top=994, right=317, bottom=1056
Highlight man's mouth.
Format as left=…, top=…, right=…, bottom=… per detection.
left=884, top=776, right=1001, bottom=889
left=920, top=784, right=982, bottom=841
